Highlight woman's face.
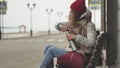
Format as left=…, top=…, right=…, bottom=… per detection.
left=69, top=9, right=82, bottom=23
left=69, top=10, right=75, bottom=22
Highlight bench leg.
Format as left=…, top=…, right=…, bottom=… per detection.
left=102, top=49, right=108, bottom=68
left=54, top=58, right=57, bottom=68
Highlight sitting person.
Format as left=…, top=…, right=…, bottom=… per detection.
left=40, top=0, right=97, bottom=68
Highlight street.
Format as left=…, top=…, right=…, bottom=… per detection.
left=0, top=33, right=69, bottom=68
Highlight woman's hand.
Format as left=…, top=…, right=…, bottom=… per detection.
left=67, top=34, right=75, bottom=41
left=61, top=25, right=68, bottom=32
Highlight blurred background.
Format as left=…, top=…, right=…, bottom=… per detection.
left=0, top=0, right=120, bottom=68
left=0, top=0, right=101, bottom=38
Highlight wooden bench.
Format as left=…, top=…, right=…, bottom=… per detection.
left=86, top=32, right=106, bottom=68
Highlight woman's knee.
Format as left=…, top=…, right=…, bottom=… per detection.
left=44, top=45, right=55, bottom=54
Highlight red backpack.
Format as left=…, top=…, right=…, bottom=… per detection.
left=56, top=51, right=86, bottom=68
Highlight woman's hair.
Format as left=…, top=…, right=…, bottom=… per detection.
left=69, top=10, right=81, bottom=28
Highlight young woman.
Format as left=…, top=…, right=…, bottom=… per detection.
left=40, top=0, right=97, bottom=68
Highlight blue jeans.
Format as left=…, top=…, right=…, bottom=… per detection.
left=40, top=45, right=67, bottom=68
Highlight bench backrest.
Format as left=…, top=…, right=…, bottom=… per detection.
left=86, top=32, right=106, bottom=68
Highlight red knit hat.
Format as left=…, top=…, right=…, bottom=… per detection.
left=70, top=0, right=86, bottom=14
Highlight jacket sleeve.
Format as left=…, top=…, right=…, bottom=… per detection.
left=74, top=22, right=97, bottom=47
left=55, top=22, right=69, bottom=31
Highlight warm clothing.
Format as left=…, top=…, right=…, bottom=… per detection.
left=40, top=9, right=97, bottom=68
left=55, top=10, right=97, bottom=53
